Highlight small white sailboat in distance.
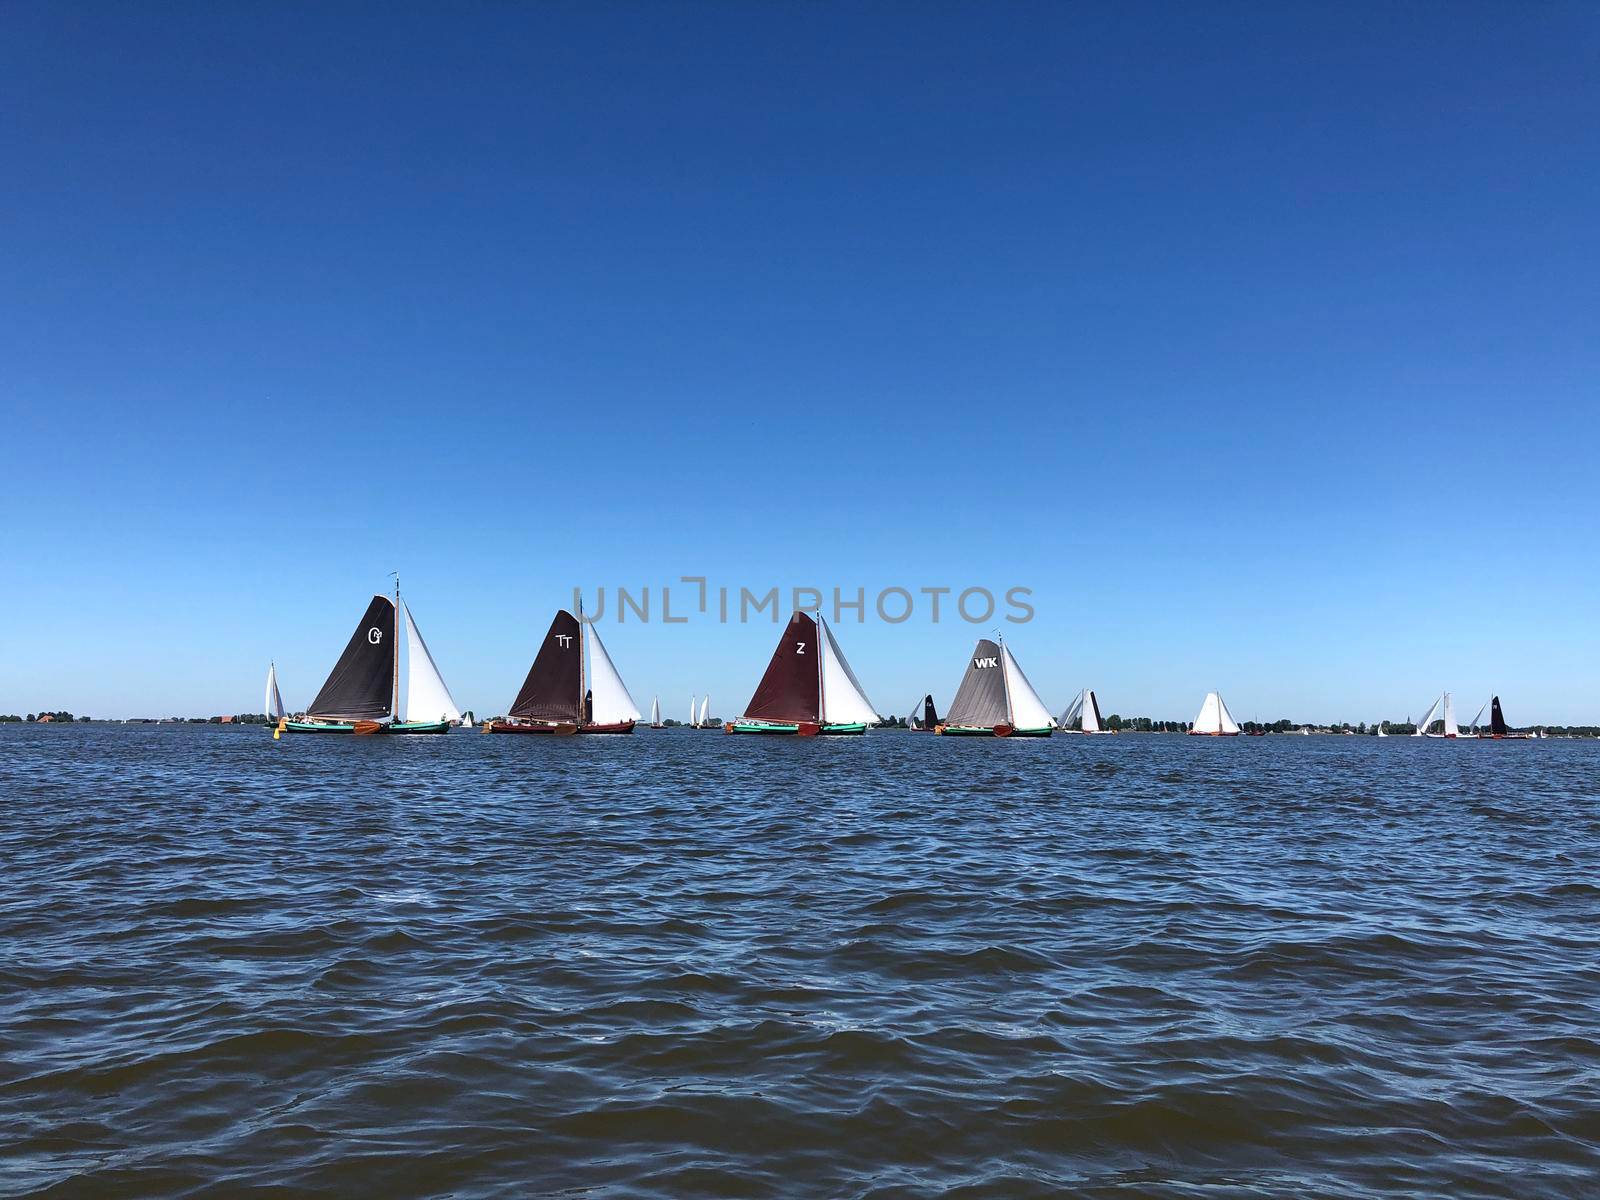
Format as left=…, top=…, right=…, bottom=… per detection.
left=1058, top=688, right=1109, bottom=734
left=689, top=694, right=697, bottom=727
left=1413, top=692, right=1459, bottom=738
left=265, top=662, right=285, bottom=722
left=649, top=696, right=663, bottom=728
left=697, top=695, right=711, bottom=729
left=1189, top=691, right=1242, bottom=736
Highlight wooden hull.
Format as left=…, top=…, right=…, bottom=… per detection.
left=486, top=721, right=579, bottom=736
left=579, top=720, right=635, bottom=735
left=281, top=719, right=451, bottom=735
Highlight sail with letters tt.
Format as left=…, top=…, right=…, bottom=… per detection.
left=908, top=694, right=939, bottom=732
left=728, top=612, right=879, bottom=735
left=1059, top=688, right=1107, bottom=734
left=490, top=609, right=641, bottom=735
left=284, top=586, right=454, bottom=735
left=937, top=637, right=1054, bottom=736
left=1188, top=691, right=1241, bottom=736
left=265, top=662, right=285, bottom=723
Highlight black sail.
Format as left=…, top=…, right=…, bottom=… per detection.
left=743, top=612, right=821, bottom=723
left=1490, top=696, right=1508, bottom=736
left=509, top=610, right=583, bottom=721
left=923, top=695, right=939, bottom=726
left=307, top=595, right=396, bottom=720
left=944, top=638, right=1009, bottom=727
left=1087, top=690, right=1104, bottom=728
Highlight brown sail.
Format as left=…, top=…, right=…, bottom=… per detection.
left=508, top=610, right=583, bottom=722
left=741, top=611, right=821, bottom=724
left=307, top=595, right=396, bottom=721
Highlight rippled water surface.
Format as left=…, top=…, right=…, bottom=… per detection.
left=3, top=725, right=1599, bottom=1198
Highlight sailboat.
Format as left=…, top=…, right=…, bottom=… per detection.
left=726, top=611, right=879, bottom=735
left=1377, top=722, right=1388, bottom=738
left=1485, top=695, right=1534, bottom=739
left=282, top=583, right=458, bottom=734
left=696, top=695, right=712, bottom=729
left=1412, top=692, right=1459, bottom=738
left=265, top=662, right=285, bottom=723
left=936, top=637, right=1054, bottom=737
left=1188, top=691, right=1241, bottom=736
left=907, top=694, right=939, bottom=732
left=649, top=696, right=663, bottom=729
left=1058, top=688, right=1111, bottom=735
left=488, top=609, right=640, bottom=735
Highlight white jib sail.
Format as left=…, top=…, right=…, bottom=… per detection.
left=1001, top=643, right=1054, bottom=730
left=1193, top=691, right=1222, bottom=733
left=819, top=619, right=880, bottom=725
left=698, top=696, right=710, bottom=726
left=265, top=663, right=285, bottom=720
left=401, top=602, right=461, bottom=723
left=1082, top=689, right=1103, bottom=733
left=1443, top=692, right=1459, bottom=737
left=689, top=695, right=697, bottom=725
left=1059, top=688, right=1086, bottom=730
left=650, top=696, right=660, bottom=725
left=1215, top=692, right=1241, bottom=734
left=585, top=624, right=641, bottom=725
left=1414, top=694, right=1443, bottom=736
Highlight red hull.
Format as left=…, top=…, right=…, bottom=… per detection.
left=579, top=720, right=636, bottom=735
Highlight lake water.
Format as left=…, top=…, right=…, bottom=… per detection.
left=2, top=725, right=1597, bottom=1197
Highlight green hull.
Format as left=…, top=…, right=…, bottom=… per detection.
left=281, top=720, right=451, bottom=735
left=728, top=719, right=870, bottom=736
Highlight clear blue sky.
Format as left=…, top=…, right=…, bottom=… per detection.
left=2, top=3, right=1596, bottom=724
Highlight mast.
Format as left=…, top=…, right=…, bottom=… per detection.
left=391, top=572, right=400, bottom=721
left=997, top=633, right=1014, bottom=725
left=578, top=596, right=589, bottom=727
left=816, top=614, right=827, bottom=724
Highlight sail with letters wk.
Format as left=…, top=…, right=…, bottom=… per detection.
left=282, top=583, right=458, bottom=735
left=727, top=612, right=880, bottom=735
left=937, top=637, right=1054, bottom=737
left=489, top=608, right=641, bottom=735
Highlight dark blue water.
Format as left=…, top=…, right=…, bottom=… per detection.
left=3, top=725, right=1598, bottom=1197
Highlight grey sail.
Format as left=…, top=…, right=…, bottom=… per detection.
left=944, top=638, right=1009, bottom=728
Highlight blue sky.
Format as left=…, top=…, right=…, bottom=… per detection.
left=2, top=3, right=1596, bottom=723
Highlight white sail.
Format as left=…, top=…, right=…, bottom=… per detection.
left=1443, top=692, right=1458, bottom=738
left=1192, top=691, right=1222, bottom=733
left=1082, top=689, right=1103, bottom=733
left=400, top=602, right=461, bottom=723
left=1001, top=643, right=1054, bottom=731
left=650, top=696, right=660, bottom=725
left=698, top=695, right=710, bottom=727
left=1059, top=688, right=1086, bottom=731
left=265, top=662, right=285, bottom=720
left=689, top=694, right=697, bottom=725
left=1414, top=693, right=1443, bottom=736
left=584, top=624, right=641, bottom=725
left=819, top=619, right=879, bottom=725
left=1215, top=692, right=1241, bottom=734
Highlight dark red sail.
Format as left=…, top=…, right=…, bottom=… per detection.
left=307, top=595, right=396, bottom=720
left=509, top=610, right=583, bottom=721
left=742, top=612, right=821, bottom=723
